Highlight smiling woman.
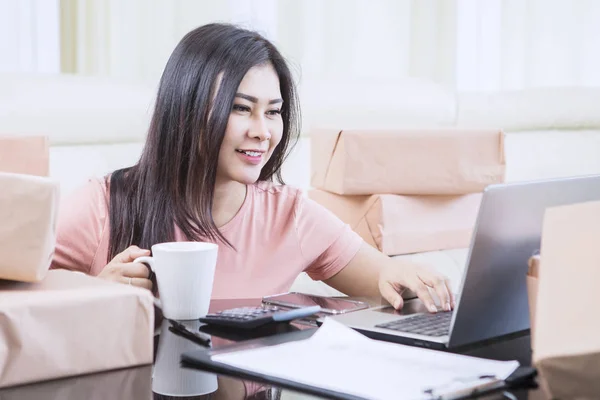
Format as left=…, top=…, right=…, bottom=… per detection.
left=51, top=23, right=454, bottom=318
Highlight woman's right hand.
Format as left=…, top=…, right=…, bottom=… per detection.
left=98, top=245, right=153, bottom=291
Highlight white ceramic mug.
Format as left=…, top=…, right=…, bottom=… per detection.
left=134, top=241, right=218, bottom=320
left=152, top=319, right=218, bottom=397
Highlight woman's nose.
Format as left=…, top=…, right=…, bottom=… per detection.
left=249, top=116, right=271, bottom=141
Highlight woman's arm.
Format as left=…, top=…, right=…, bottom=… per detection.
left=324, top=243, right=455, bottom=312
left=295, top=194, right=454, bottom=312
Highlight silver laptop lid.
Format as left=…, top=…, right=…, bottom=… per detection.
left=448, top=174, right=600, bottom=348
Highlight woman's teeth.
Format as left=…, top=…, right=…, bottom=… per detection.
left=237, top=150, right=261, bottom=157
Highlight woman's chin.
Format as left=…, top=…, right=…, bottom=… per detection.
left=231, top=171, right=262, bottom=185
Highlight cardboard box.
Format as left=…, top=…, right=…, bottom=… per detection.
left=527, top=255, right=539, bottom=347
left=533, top=200, right=600, bottom=399
left=0, top=173, right=60, bottom=282
left=0, top=136, right=49, bottom=177
left=309, top=189, right=482, bottom=255
left=0, top=270, right=154, bottom=388
left=310, top=128, right=505, bottom=195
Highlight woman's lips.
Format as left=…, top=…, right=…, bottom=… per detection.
left=236, top=149, right=263, bottom=165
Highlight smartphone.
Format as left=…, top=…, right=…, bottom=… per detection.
left=262, top=292, right=369, bottom=315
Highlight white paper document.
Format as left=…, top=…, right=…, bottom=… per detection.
left=212, top=319, right=520, bottom=400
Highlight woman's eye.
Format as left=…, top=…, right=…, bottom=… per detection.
left=232, top=104, right=251, bottom=113
left=267, top=109, right=281, bottom=116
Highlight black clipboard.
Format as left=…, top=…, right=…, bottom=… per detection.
left=181, top=328, right=537, bottom=400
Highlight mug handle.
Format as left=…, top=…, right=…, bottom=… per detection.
left=133, top=256, right=162, bottom=309
left=133, top=256, right=155, bottom=271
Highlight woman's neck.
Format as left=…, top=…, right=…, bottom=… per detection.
left=212, top=179, right=247, bottom=228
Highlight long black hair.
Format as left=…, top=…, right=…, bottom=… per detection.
left=107, top=23, right=300, bottom=261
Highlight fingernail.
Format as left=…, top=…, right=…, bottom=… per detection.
left=394, top=299, right=401, bottom=309
left=445, top=302, right=451, bottom=311
left=429, top=304, right=437, bottom=313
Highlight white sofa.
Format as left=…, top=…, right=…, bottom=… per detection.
left=2, top=73, right=600, bottom=295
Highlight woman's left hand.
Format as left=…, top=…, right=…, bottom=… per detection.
left=378, top=262, right=455, bottom=313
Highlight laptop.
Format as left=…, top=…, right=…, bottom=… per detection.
left=329, top=174, right=600, bottom=350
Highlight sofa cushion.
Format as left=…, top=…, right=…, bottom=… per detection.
left=301, top=78, right=457, bottom=131
left=504, top=129, right=600, bottom=182
left=50, top=142, right=144, bottom=196
left=457, top=87, right=600, bottom=131
left=0, top=74, right=154, bottom=145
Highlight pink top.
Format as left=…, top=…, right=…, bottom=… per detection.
left=51, top=178, right=363, bottom=299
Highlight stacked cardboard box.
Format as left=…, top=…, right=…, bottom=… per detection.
left=309, top=128, right=506, bottom=256
left=0, top=136, right=154, bottom=388
left=529, top=201, right=600, bottom=399
left=0, top=135, right=49, bottom=177
left=1, top=135, right=56, bottom=282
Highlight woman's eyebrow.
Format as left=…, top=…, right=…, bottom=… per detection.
left=235, top=92, right=283, bottom=105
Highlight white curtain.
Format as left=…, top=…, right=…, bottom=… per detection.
left=59, top=0, right=457, bottom=87
left=456, top=0, right=600, bottom=91
left=52, top=0, right=600, bottom=91
left=0, top=0, right=60, bottom=73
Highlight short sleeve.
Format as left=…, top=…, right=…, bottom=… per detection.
left=51, top=178, right=109, bottom=274
left=295, top=194, right=363, bottom=281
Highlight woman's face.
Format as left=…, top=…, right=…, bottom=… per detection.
left=216, top=63, right=284, bottom=185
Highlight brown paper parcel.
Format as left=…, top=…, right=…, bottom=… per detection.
left=0, top=136, right=49, bottom=177
left=0, top=270, right=154, bottom=388
left=0, top=173, right=60, bottom=282
left=533, top=200, right=600, bottom=399
left=526, top=255, right=539, bottom=347
left=310, top=128, right=505, bottom=195
left=308, top=190, right=482, bottom=255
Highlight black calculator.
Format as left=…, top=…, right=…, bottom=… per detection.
left=199, top=305, right=321, bottom=329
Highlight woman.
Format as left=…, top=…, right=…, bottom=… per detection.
left=52, top=23, right=454, bottom=314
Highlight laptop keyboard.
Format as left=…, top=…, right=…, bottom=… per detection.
left=375, top=311, right=453, bottom=337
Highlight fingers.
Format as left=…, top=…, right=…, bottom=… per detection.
left=431, top=277, right=453, bottom=312
left=420, top=273, right=453, bottom=312
left=120, top=262, right=151, bottom=279
left=113, top=245, right=150, bottom=264
left=413, top=283, right=438, bottom=313
left=120, top=275, right=153, bottom=291
left=379, top=262, right=454, bottom=314
left=446, top=280, right=456, bottom=309
left=379, top=281, right=404, bottom=309
left=115, top=263, right=152, bottom=291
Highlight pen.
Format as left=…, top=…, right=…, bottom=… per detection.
left=167, top=319, right=212, bottom=347
left=423, top=374, right=499, bottom=399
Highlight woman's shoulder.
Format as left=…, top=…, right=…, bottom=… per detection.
left=58, top=176, right=111, bottom=221
left=70, top=176, right=109, bottom=202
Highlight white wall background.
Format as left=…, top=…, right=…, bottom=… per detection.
left=456, top=0, right=600, bottom=91
left=0, top=0, right=60, bottom=73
